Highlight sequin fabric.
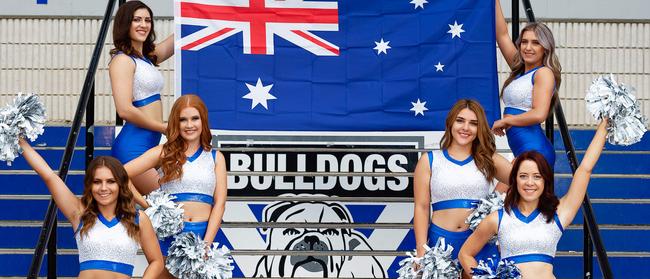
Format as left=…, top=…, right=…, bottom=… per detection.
left=502, top=69, right=539, bottom=112
left=161, top=150, right=216, bottom=197
left=498, top=209, right=563, bottom=259
left=132, top=57, right=163, bottom=102
left=75, top=219, right=138, bottom=265
left=429, top=150, right=493, bottom=204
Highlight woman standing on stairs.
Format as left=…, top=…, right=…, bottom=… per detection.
left=413, top=99, right=512, bottom=275
left=17, top=139, right=163, bottom=278
left=459, top=119, right=608, bottom=278
left=492, top=0, right=561, bottom=166
left=125, top=95, right=228, bottom=278
left=110, top=0, right=174, bottom=195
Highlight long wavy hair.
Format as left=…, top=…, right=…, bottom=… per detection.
left=109, top=0, right=158, bottom=65
left=440, top=99, right=497, bottom=181
left=504, top=151, right=559, bottom=223
left=160, top=95, right=213, bottom=184
left=501, top=22, right=561, bottom=107
left=78, top=156, right=139, bottom=241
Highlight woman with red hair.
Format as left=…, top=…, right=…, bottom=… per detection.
left=126, top=95, right=228, bottom=278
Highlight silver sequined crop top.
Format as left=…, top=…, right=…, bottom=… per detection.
left=497, top=207, right=564, bottom=264
left=114, top=53, right=164, bottom=107
left=428, top=150, right=493, bottom=209
left=502, top=66, right=542, bottom=112
left=160, top=148, right=217, bottom=204
left=75, top=214, right=139, bottom=276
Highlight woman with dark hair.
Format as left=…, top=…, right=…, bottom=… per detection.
left=110, top=0, right=174, bottom=195
left=125, top=95, right=228, bottom=278
left=459, top=120, right=608, bottom=278
left=492, top=0, right=561, bottom=166
left=413, top=99, right=511, bottom=272
left=17, top=139, right=163, bottom=278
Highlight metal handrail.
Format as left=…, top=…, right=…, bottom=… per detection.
left=27, top=0, right=117, bottom=277
left=515, top=0, right=614, bottom=278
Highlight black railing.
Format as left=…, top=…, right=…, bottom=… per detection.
left=27, top=0, right=118, bottom=277
left=512, top=0, right=614, bottom=278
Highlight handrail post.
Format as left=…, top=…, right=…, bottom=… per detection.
left=511, top=0, right=520, bottom=41
left=27, top=1, right=117, bottom=277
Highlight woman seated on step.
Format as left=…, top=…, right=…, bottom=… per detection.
left=125, top=94, right=228, bottom=278
left=459, top=119, right=608, bottom=278
left=413, top=99, right=512, bottom=277
left=18, top=139, right=163, bottom=279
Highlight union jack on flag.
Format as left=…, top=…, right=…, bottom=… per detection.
left=175, top=0, right=500, bottom=131
left=179, top=0, right=340, bottom=56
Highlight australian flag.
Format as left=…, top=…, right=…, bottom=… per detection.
left=176, top=0, right=499, bottom=131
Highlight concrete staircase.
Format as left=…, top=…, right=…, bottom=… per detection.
left=0, top=126, right=648, bottom=278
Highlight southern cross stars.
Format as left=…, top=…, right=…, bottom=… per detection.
left=410, top=0, right=428, bottom=9
left=435, top=62, right=445, bottom=72
left=243, top=78, right=276, bottom=110
left=410, top=99, right=428, bottom=116
left=447, top=21, right=465, bottom=39
left=374, top=38, right=391, bottom=55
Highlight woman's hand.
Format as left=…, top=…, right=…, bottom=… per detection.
left=491, top=119, right=510, bottom=136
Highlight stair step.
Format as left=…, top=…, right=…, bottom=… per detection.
left=553, top=129, right=650, bottom=152
left=554, top=152, right=650, bottom=174
left=27, top=126, right=114, bottom=148
left=556, top=176, right=650, bottom=199
left=0, top=149, right=112, bottom=171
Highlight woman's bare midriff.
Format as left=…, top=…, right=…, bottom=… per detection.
left=431, top=208, right=474, bottom=232
left=137, top=101, right=163, bottom=123
left=518, top=262, right=555, bottom=279
left=181, top=201, right=213, bottom=222
left=78, top=269, right=130, bottom=279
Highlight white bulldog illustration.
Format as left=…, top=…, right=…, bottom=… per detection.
left=253, top=199, right=386, bottom=278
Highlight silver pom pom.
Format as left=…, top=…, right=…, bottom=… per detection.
left=166, top=232, right=207, bottom=279
left=397, top=238, right=460, bottom=279
left=396, top=251, right=422, bottom=279
left=200, top=243, right=234, bottom=279
left=471, top=258, right=521, bottom=279
left=585, top=75, right=647, bottom=145
left=0, top=93, right=46, bottom=165
left=466, top=192, right=504, bottom=231
left=144, top=189, right=185, bottom=239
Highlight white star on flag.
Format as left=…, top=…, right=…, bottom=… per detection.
left=435, top=62, right=445, bottom=72
left=410, top=99, right=428, bottom=116
left=410, top=0, right=428, bottom=9
left=447, top=21, right=465, bottom=39
left=243, top=78, right=276, bottom=110
left=373, top=38, right=391, bottom=55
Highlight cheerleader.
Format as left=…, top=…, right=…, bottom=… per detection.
left=110, top=1, right=174, bottom=195
left=413, top=99, right=512, bottom=273
left=125, top=95, right=227, bottom=278
left=459, top=120, right=608, bottom=278
left=492, top=0, right=561, bottom=166
left=18, top=139, right=163, bottom=278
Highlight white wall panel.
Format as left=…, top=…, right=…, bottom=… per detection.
left=0, top=18, right=648, bottom=127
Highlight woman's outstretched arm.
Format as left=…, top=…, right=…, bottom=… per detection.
left=557, top=119, right=608, bottom=226
left=203, top=151, right=228, bottom=245
left=459, top=211, right=499, bottom=277
left=495, top=0, right=517, bottom=68
left=138, top=212, right=164, bottom=279
left=18, top=138, right=83, bottom=226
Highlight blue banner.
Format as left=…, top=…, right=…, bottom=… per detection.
left=177, top=0, right=499, bottom=131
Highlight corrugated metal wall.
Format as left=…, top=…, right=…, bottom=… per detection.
left=1, top=18, right=648, bottom=127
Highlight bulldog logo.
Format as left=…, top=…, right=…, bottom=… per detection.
left=253, top=199, right=386, bottom=278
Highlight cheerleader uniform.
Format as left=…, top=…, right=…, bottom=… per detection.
left=158, top=147, right=217, bottom=256
left=111, top=53, right=164, bottom=163
left=497, top=207, right=563, bottom=264
left=75, top=213, right=140, bottom=276
left=502, top=66, right=556, bottom=165
left=427, top=150, right=499, bottom=261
